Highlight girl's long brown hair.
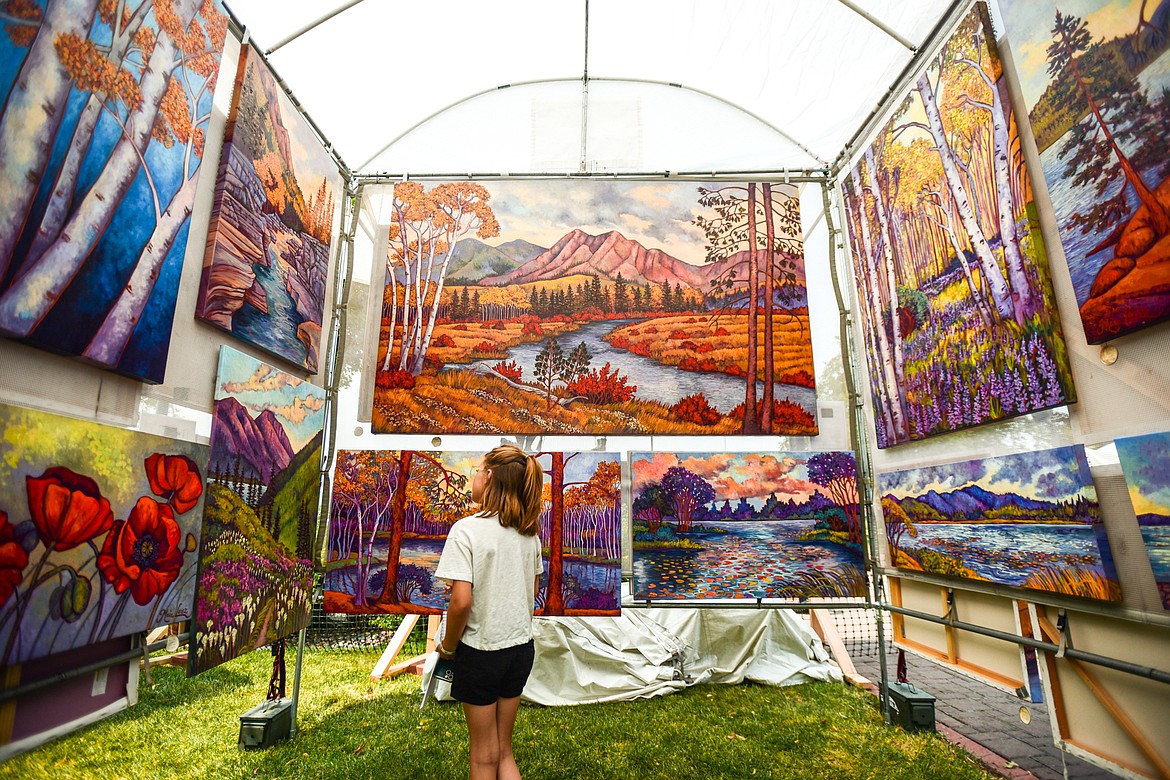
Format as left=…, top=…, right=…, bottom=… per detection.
left=476, top=445, right=543, bottom=536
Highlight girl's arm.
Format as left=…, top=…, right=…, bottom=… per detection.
left=439, top=580, right=472, bottom=656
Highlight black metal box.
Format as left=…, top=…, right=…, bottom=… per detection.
left=238, top=697, right=293, bottom=750
left=883, top=681, right=936, bottom=732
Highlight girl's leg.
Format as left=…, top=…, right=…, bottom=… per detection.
left=495, top=696, right=522, bottom=780
left=463, top=702, right=500, bottom=780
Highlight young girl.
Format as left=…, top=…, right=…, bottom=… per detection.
left=434, top=445, right=544, bottom=780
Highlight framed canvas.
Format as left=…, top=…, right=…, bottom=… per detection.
left=370, top=179, right=817, bottom=436
left=0, top=402, right=208, bottom=665
left=630, top=451, right=866, bottom=600
left=999, top=0, right=1170, bottom=343
left=877, top=445, right=1122, bottom=601
left=0, top=0, right=229, bottom=382
left=188, top=346, right=325, bottom=675
left=841, top=3, right=1075, bottom=448
left=195, top=44, right=342, bottom=371
left=324, top=450, right=621, bottom=616
left=1115, top=430, right=1170, bottom=610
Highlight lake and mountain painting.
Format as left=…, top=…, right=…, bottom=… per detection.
left=878, top=445, right=1121, bottom=601
left=630, top=451, right=866, bottom=600
left=842, top=4, right=1074, bottom=448
left=324, top=450, right=621, bottom=616
left=1115, top=430, right=1170, bottom=609
left=0, top=402, right=208, bottom=665
left=196, top=44, right=341, bottom=372
left=370, top=180, right=817, bottom=436
left=0, top=0, right=228, bottom=382
left=1000, top=0, right=1170, bottom=343
left=188, top=347, right=324, bottom=675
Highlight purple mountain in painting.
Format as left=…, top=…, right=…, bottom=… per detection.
left=210, top=397, right=295, bottom=482
left=888, top=484, right=1084, bottom=521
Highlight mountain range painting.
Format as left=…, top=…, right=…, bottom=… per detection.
left=195, top=44, right=341, bottom=372
left=324, top=450, right=621, bottom=616
left=1114, top=430, right=1170, bottom=609
left=631, top=451, right=865, bottom=600
left=1000, top=0, right=1170, bottom=343
left=0, top=401, right=208, bottom=665
left=188, top=346, right=325, bottom=675
left=842, top=4, right=1074, bottom=448
left=878, top=445, right=1121, bottom=601
left=0, top=0, right=228, bottom=382
left=370, top=180, right=816, bottom=436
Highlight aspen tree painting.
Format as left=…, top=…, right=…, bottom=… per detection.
left=0, top=0, right=228, bottom=382
left=1000, top=0, right=1170, bottom=343
left=323, top=450, right=621, bottom=616
left=842, top=4, right=1074, bottom=448
left=196, top=45, right=342, bottom=372
left=370, top=180, right=816, bottom=436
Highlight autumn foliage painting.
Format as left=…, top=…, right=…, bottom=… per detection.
left=842, top=5, right=1074, bottom=448
left=196, top=45, right=341, bottom=372
left=324, top=451, right=621, bottom=616
left=1115, top=430, right=1170, bottom=609
left=1000, top=0, right=1170, bottom=343
left=0, top=0, right=228, bottom=383
left=188, top=346, right=325, bottom=675
left=0, top=402, right=208, bottom=665
left=370, top=180, right=816, bottom=436
left=878, top=445, right=1121, bottom=601
left=630, top=451, right=865, bottom=600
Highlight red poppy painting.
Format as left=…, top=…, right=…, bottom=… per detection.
left=0, top=403, right=208, bottom=665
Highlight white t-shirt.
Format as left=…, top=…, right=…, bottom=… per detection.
left=434, top=513, right=544, bottom=651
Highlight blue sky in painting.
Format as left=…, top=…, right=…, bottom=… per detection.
left=1116, top=431, right=1170, bottom=516
left=878, top=445, right=1095, bottom=502
left=214, top=347, right=325, bottom=450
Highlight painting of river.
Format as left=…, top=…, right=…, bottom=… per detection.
left=323, top=450, right=621, bottom=616
left=370, top=179, right=817, bottom=436
left=878, top=444, right=1121, bottom=602
left=631, top=451, right=865, bottom=600
left=999, top=0, right=1170, bottom=343
left=841, top=4, right=1074, bottom=448
left=1115, top=429, right=1170, bottom=609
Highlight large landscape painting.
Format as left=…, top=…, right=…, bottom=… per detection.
left=196, top=45, right=341, bottom=371
left=188, top=347, right=324, bottom=675
left=1115, top=430, right=1170, bottom=609
left=324, top=450, right=621, bottom=616
left=878, top=445, right=1121, bottom=601
left=370, top=180, right=816, bottom=436
left=842, top=4, right=1074, bottom=448
left=1000, top=0, right=1170, bottom=343
left=0, top=0, right=228, bottom=382
left=0, top=402, right=208, bottom=665
left=630, top=451, right=865, bottom=600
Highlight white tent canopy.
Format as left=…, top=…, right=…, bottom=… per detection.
left=223, top=0, right=965, bottom=175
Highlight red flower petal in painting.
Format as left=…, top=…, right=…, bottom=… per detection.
left=26, top=467, right=114, bottom=551
left=0, top=511, right=29, bottom=608
left=97, top=497, right=184, bottom=606
left=143, top=453, right=204, bottom=514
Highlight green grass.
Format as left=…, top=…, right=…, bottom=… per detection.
left=0, top=649, right=994, bottom=780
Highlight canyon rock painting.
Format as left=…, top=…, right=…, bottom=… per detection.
left=1115, top=430, right=1170, bottom=609
left=842, top=4, right=1074, bottom=448
left=196, top=44, right=341, bottom=371
left=370, top=180, right=817, bottom=436
left=0, top=0, right=228, bottom=382
left=878, top=445, right=1121, bottom=601
left=631, top=451, right=865, bottom=600
left=323, top=450, right=621, bottom=616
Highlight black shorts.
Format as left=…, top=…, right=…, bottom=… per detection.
left=450, top=639, right=535, bottom=706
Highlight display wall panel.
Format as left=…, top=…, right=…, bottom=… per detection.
left=323, top=450, right=621, bottom=616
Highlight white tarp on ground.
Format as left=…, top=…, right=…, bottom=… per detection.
left=431, top=608, right=842, bottom=706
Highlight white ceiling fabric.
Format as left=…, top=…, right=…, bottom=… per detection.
left=222, top=0, right=960, bottom=174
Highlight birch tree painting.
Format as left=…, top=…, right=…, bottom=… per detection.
left=842, top=4, right=1075, bottom=448
left=0, top=0, right=228, bottom=382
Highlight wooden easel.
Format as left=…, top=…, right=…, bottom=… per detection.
left=369, top=614, right=441, bottom=680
